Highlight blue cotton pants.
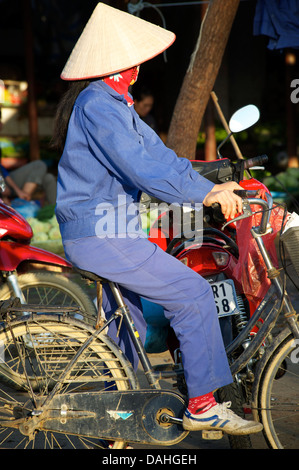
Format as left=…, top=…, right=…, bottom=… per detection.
left=63, top=235, right=232, bottom=398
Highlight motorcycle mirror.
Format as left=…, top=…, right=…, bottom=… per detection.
left=229, top=105, right=260, bottom=133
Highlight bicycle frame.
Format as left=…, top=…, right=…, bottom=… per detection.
left=141, top=193, right=298, bottom=382
left=224, top=194, right=299, bottom=375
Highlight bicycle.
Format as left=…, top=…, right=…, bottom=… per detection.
left=0, top=192, right=298, bottom=449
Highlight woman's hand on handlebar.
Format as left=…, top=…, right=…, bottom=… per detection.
left=203, top=182, right=243, bottom=220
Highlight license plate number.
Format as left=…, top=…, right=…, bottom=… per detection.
left=210, top=280, right=238, bottom=318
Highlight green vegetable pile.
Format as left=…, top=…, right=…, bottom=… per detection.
left=27, top=215, right=60, bottom=243
left=26, top=204, right=62, bottom=247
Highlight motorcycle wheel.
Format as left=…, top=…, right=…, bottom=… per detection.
left=0, top=271, right=96, bottom=325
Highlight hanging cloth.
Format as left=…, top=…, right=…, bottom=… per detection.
left=253, top=0, right=299, bottom=50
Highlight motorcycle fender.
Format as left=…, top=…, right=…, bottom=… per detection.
left=0, top=240, right=71, bottom=271
left=176, top=243, right=233, bottom=276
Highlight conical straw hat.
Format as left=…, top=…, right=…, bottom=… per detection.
left=61, top=3, right=176, bottom=80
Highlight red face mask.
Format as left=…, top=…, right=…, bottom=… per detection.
left=103, top=66, right=139, bottom=106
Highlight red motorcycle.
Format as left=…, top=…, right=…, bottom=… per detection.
left=0, top=180, right=96, bottom=320
left=142, top=105, right=276, bottom=352
left=144, top=157, right=269, bottom=349
left=141, top=105, right=288, bottom=449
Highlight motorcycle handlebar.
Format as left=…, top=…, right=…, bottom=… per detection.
left=246, top=194, right=273, bottom=234
left=243, top=154, right=268, bottom=170
left=233, top=189, right=259, bottom=198
left=211, top=190, right=258, bottom=210
left=217, top=192, right=273, bottom=235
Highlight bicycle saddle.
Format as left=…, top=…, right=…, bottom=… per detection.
left=74, top=267, right=109, bottom=283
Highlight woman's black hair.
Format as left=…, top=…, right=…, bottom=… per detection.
left=50, top=80, right=91, bottom=153
left=132, top=85, right=153, bottom=103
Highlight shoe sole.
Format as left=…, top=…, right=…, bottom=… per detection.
left=183, top=421, right=263, bottom=435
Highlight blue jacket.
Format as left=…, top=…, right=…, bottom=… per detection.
left=56, top=80, right=214, bottom=240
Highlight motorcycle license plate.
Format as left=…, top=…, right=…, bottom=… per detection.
left=210, top=280, right=239, bottom=318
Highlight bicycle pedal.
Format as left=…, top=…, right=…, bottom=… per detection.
left=201, top=430, right=223, bottom=440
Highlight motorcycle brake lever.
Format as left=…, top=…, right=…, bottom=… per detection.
left=221, top=198, right=253, bottom=231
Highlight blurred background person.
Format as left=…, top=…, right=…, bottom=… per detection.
left=0, top=160, right=56, bottom=206
left=133, top=85, right=158, bottom=133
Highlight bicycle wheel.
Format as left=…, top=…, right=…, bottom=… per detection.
left=0, top=272, right=96, bottom=324
left=258, top=333, right=299, bottom=449
left=0, top=314, right=138, bottom=449
left=217, top=381, right=252, bottom=449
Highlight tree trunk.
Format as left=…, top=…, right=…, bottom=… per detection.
left=204, top=97, right=216, bottom=161
left=166, top=0, right=240, bottom=159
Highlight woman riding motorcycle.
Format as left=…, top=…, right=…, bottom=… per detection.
left=53, top=3, right=262, bottom=435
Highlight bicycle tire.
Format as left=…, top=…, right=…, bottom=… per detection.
left=0, top=314, right=138, bottom=449
left=0, top=272, right=97, bottom=392
left=257, top=333, right=299, bottom=449
left=217, top=381, right=252, bottom=449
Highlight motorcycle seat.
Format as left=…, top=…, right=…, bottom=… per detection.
left=74, top=267, right=109, bottom=283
